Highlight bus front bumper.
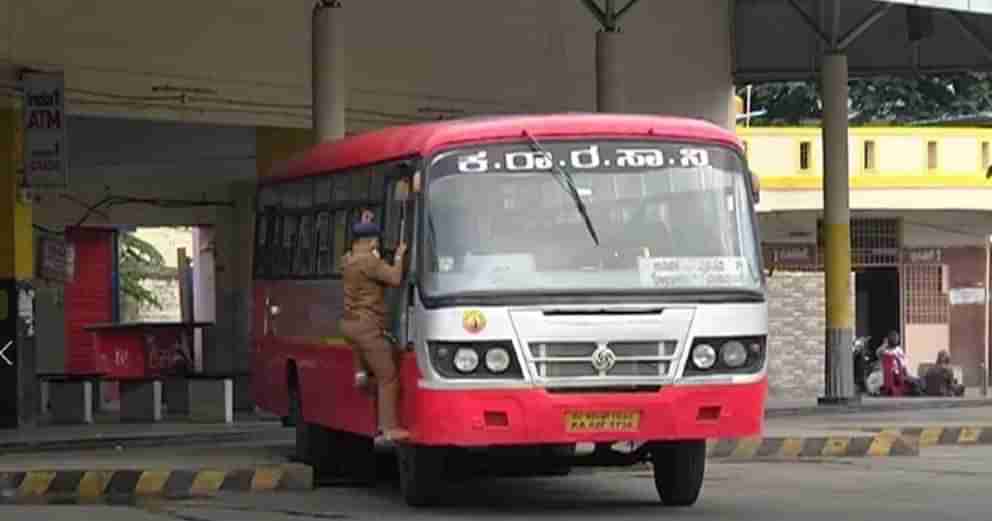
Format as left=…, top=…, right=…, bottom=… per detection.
left=403, top=378, right=767, bottom=447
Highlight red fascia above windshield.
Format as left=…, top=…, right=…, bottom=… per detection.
left=265, top=113, right=742, bottom=184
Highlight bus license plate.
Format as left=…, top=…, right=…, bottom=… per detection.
left=565, top=411, right=640, bottom=433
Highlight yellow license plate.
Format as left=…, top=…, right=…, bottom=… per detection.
left=565, top=411, right=641, bottom=433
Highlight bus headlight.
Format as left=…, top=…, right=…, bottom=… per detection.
left=453, top=348, right=480, bottom=373
left=485, top=348, right=511, bottom=373
left=721, top=340, right=748, bottom=368
left=691, top=344, right=717, bottom=370
left=684, top=336, right=767, bottom=376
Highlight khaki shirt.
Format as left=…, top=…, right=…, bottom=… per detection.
left=341, top=242, right=402, bottom=330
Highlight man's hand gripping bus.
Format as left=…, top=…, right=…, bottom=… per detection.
left=251, top=114, right=767, bottom=508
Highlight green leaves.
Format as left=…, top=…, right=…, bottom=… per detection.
left=743, top=73, right=992, bottom=125
left=118, top=232, right=174, bottom=311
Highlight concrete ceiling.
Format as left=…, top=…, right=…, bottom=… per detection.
left=735, top=0, right=992, bottom=81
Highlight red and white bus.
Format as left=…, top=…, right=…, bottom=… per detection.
left=252, top=113, right=767, bottom=507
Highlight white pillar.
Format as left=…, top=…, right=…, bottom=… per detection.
left=313, top=1, right=346, bottom=142
left=595, top=30, right=624, bottom=113
left=820, top=52, right=857, bottom=404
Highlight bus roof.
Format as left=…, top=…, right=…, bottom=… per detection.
left=267, top=113, right=741, bottom=183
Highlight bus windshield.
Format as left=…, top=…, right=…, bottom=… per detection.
left=422, top=139, right=762, bottom=298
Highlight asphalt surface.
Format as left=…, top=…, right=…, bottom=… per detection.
left=3, top=444, right=989, bottom=520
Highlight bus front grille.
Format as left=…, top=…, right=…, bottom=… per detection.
left=528, top=340, right=678, bottom=381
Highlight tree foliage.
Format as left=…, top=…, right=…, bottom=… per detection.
left=742, top=73, right=992, bottom=126
left=118, top=232, right=171, bottom=311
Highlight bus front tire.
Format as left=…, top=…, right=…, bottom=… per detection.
left=398, top=444, right=446, bottom=507
left=649, top=440, right=706, bottom=507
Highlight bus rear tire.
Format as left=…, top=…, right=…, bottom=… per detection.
left=649, top=440, right=706, bottom=507
left=398, top=444, right=446, bottom=507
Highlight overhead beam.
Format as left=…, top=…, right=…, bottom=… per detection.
left=836, top=4, right=892, bottom=51
left=580, top=0, right=609, bottom=29
left=614, top=0, right=642, bottom=23
left=787, top=0, right=832, bottom=46
left=950, top=11, right=992, bottom=62
left=581, top=0, right=642, bottom=31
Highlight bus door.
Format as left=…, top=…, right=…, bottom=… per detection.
left=380, top=163, right=419, bottom=351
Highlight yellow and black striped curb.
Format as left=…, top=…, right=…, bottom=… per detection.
left=705, top=433, right=918, bottom=460
left=866, top=426, right=992, bottom=447
left=0, top=464, right=312, bottom=503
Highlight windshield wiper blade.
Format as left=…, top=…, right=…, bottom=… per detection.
left=522, top=131, right=600, bottom=246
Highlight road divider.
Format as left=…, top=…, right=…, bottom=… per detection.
left=706, top=433, right=918, bottom=460
left=0, top=464, right=312, bottom=504
left=865, top=426, right=992, bottom=447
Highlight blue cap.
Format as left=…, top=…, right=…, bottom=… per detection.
left=352, top=221, right=381, bottom=238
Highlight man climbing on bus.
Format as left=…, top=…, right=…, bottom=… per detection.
left=339, top=211, right=409, bottom=441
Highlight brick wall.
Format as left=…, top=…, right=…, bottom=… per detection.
left=766, top=270, right=856, bottom=400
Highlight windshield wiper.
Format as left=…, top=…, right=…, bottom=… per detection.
left=522, top=131, right=600, bottom=246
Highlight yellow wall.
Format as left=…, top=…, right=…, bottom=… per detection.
left=0, top=106, right=33, bottom=280
left=739, top=127, right=992, bottom=190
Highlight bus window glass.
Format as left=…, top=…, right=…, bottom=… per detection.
left=332, top=174, right=352, bottom=203
left=294, top=214, right=314, bottom=276
left=254, top=213, right=269, bottom=277
left=351, top=172, right=370, bottom=202
left=332, top=210, right=348, bottom=273
left=423, top=140, right=761, bottom=296
left=369, top=170, right=386, bottom=202
left=315, top=178, right=331, bottom=205
left=281, top=215, right=298, bottom=276
left=290, top=179, right=314, bottom=209
left=315, top=211, right=332, bottom=274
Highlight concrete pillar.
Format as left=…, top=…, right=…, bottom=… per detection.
left=0, top=74, right=37, bottom=429
left=595, top=30, right=624, bottom=113
left=819, top=52, right=857, bottom=405
left=312, top=0, right=346, bottom=142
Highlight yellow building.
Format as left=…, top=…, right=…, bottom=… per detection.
left=740, top=125, right=992, bottom=396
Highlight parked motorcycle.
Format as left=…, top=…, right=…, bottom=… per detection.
left=852, top=336, right=882, bottom=395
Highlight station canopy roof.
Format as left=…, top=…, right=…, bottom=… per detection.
left=734, top=0, right=992, bottom=82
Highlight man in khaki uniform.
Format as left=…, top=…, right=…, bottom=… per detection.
left=339, top=215, right=409, bottom=441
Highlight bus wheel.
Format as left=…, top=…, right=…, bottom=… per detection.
left=649, top=440, right=706, bottom=507
left=397, top=444, right=446, bottom=507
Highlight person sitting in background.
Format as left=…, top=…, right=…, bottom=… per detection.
left=877, top=331, right=922, bottom=395
left=924, top=351, right=966, bottom=397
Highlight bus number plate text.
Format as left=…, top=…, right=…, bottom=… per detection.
left=565, top=411, right=641, bottom=433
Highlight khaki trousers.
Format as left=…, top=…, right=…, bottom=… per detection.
left=340, top=319, right=401, bottom=431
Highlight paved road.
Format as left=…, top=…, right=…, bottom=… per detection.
left=6, top=445, right=991, bottom=521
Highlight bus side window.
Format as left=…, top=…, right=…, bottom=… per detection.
left=315, top=211, right=332, bottom=275
left=293, top=214, right=314, bottom=276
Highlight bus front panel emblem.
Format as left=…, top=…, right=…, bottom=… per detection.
left=463, top=310, right=487, bottom=334
left=591, top=346, right=617, bottom=373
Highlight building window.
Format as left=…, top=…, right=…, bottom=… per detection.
left=863, top=140, right=876, bottom=171
left=906, top=264, right=950, bottom=324
left=927, top=141, right=938, bottom=170
left=799, top=141, right=811, bottom=171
